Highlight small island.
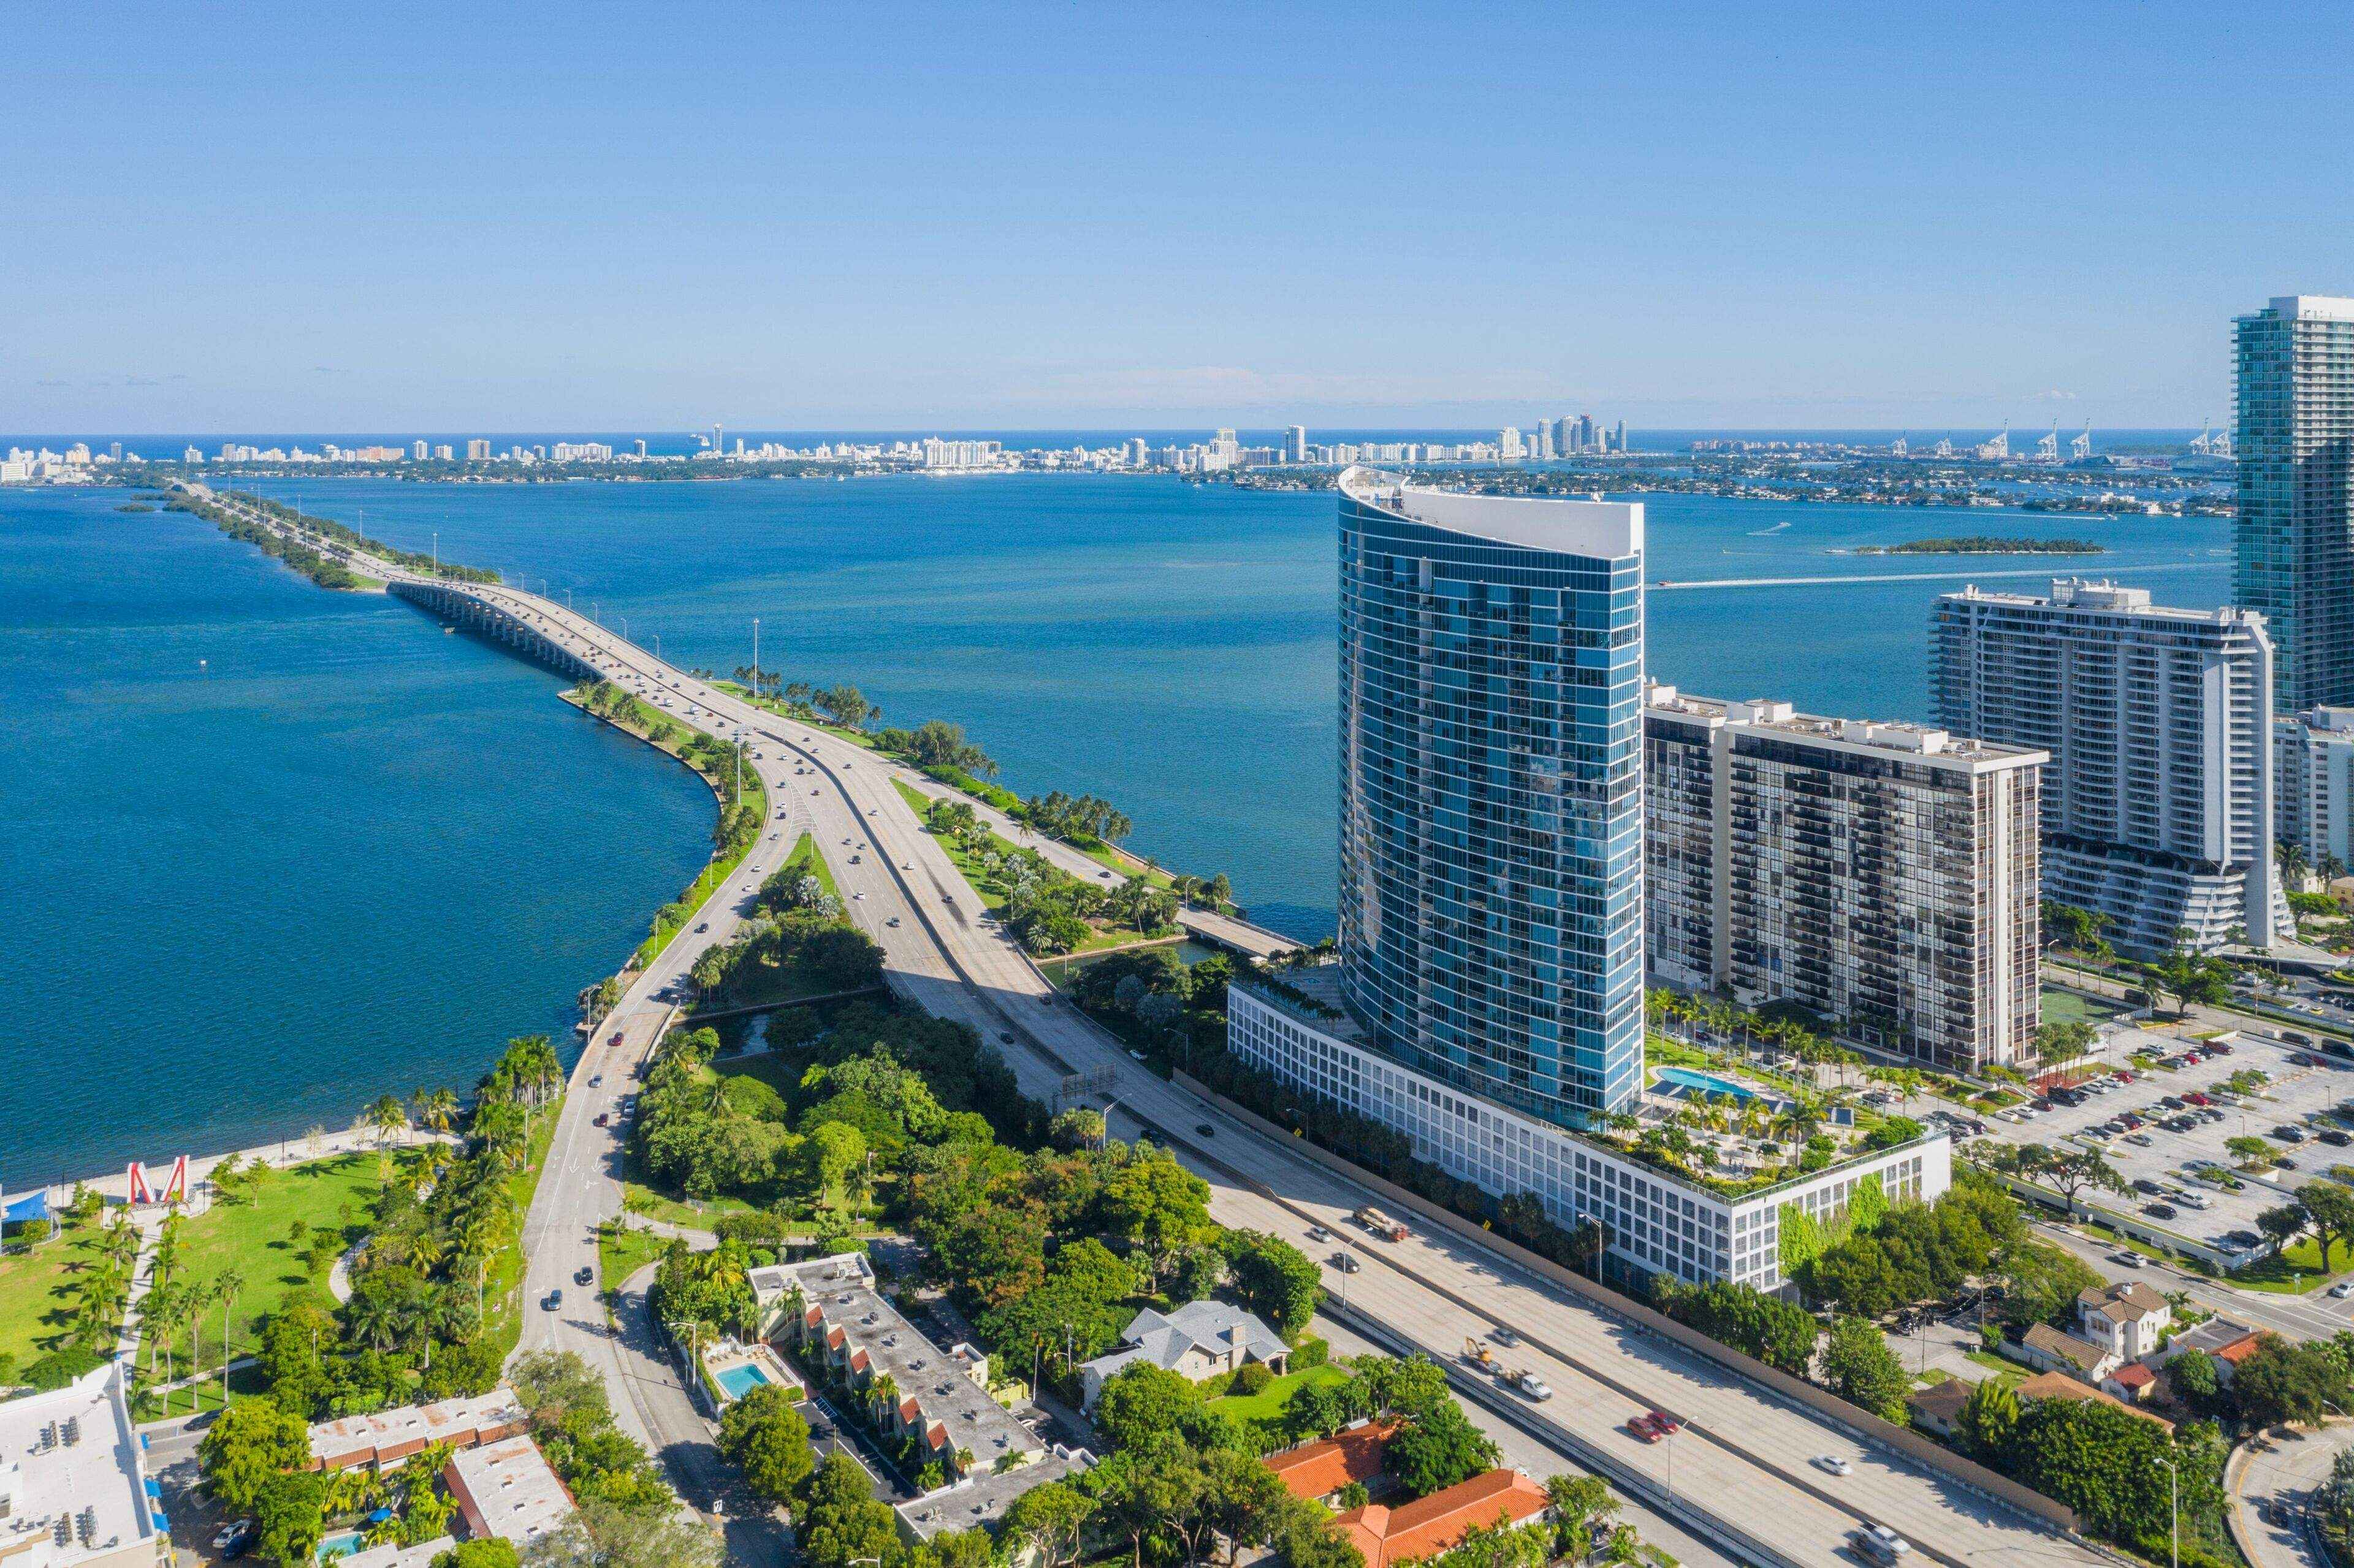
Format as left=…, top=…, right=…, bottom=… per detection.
left=113, top=503, right=154, bottom=512
left=1855, top=535, right=2105, bottom=556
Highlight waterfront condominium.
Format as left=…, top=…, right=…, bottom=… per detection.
left=1641, top=683, right=2044, bottom=1072
left=1333, top=465, right=1646, bottom=1125
left=2275, top=706, right=2354, bottom=875
left=2234, top=295, right=2354, bottom=714
left=1222, top=469, right=1949, bottom=1288
left=1931, top=578, right=2285, bottom=957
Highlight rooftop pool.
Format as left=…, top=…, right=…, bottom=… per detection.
left=1652, top=1065, right=1792, bottom=1110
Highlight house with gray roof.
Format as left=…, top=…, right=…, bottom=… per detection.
left=1078, top=1300, right=1289, bottom=1410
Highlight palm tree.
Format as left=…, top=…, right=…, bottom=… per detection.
left=2279, top=839, right=2312, bottom=892
left=412, top=1087, right=460, bottom=1137
left=362, top=1094, right=409, bottom=1147
left=870, top=1371, right=901, bottom=1429
left=214, top=1267, right=246, bottom=1404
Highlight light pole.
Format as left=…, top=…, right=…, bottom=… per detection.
left=752, top=617, right=761, bottom=705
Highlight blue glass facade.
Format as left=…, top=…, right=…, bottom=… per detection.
left=1336, top=471, right=1647, bottom=1124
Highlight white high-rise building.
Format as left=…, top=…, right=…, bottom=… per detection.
left=1932, top=578, right=2286, bottom=955
left=1286, top=425, right=1308, bottom=463
left=2276, top=707, right=2354, bottom=880
left=1644, top=683, right=2044, bottom=1072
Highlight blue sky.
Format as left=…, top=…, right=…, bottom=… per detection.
left=8, top=1, right=2348, bottom=433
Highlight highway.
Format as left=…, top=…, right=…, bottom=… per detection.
left=189, top=486, right=2122, bottom=1568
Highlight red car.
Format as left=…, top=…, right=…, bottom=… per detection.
left=1646, top=1409, right=1683, bottom=1434
left=1627, top=1415, right=1663, bottom=1442
left=593, top=1112, right=611, bottom=1127
left=2185, top=1092, right=2212, bottom=1106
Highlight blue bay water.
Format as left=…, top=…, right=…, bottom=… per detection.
left=1, top=474, right=2233, bottom=1182
left=0, top=489, right=714, bottom=1188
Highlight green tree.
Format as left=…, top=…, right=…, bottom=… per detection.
left=1997, top=1239, right=2101, bottom=1329
left=1001, top=1479, right=1095, bottom=1568
left=199, top=1396, right=311, bottom=1513
left=1386, top=1403, right=1499, bottom=1498
left=2235, top=1334, right=2352, bottom=1429
left=1220, top=1230, right=1322, bottom=1339
left=716, top=1382, right=815, bottom=1502
left=1954, top=1378, right=2019, bottom=1462
left=252, top=1470, right=326, bottom=1568
left=2301, top=1181, right=2354, bottom=1271
left=1095, top=1363, right=1203, bottom=1452
left=522, top=1496, right=721, bottom=1568
left=430, top=1542, right=520, bottom=1568
left=1819, top=1317, right=1911, bottom=1421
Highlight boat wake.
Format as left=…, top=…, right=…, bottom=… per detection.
left=1746, top=520, right=1791, bottom=536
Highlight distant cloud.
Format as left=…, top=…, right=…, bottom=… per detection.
left=311, top=365, right=347, bottom=375
left=2026, top=388, right=2080, bottom=402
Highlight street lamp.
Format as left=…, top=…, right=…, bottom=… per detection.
left=2157, top=1453, right=2178, bottom=1568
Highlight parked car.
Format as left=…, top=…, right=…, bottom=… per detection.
left=2144, top=1203, right=2179, bottom=1219
left=215, top=1519, right=259, bottom=1558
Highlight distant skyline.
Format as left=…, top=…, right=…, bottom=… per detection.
left=7, top=1, right=2348, bottom=433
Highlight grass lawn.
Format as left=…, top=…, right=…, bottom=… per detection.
left=483, top=1111, right=562, bottom=1360
left=1964, top=1350, right=2025, bottom=1383
left=1208, top=1363, right=1352, bottom=1427
left=2040, top=987, right=2130, bottom=1029
left=169, top=1152, right=390, bottom=1370
left=2230, top=1236, right=2354, bottom=1293
left=0, top=1218, right=115, bottom=1376
left=134, top=1362, right=269, bottom=1422
left=778, top=832, right=839, bottom=902
left=898, top=779, right=1178, bottom=953
left=622, top=1179, right=759, bottom=1230
left=598, top=1221, right=668, bottom=1295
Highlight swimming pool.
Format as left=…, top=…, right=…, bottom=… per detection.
left=316, top=1531, right=367, bottom=1562
left=713, top=1361, right=774, bottom=1401
left=1653, top=1065, right=1788, bottom=1108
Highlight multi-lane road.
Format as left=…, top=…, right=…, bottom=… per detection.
left=189, top=487, right=2122, bottom=1568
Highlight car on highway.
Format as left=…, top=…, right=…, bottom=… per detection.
left=574, top=1266, right=593, bottom=1285
left=1195, top=1124, right=1215, bottom=1137
left=593, top=1112, right=610, bottom=1127
left=886, top=916, right=900, bottom=927
left=2109, top=1251, right=2145, bottom=1268
left=1307, top=1225, right=1331, bottom=1242
left=999, top=1030, right=1015, bottom=1043
left=1331, top=1252, right=1360, bottom=1273
left=1626, top=1414, right=1664, bottom=1443
left=1856, top=1524, right=1911, bottom=1563
left=1813, top=1455, right=1853, bottom=1477
left=2333, top=1281, right=2354, bottom=1299
left=543, top=1288, right=563, bottom=1311
left=695, top=921, right=709, bottom=933
left=588, top=1074, right=603, bottom=1087
left=1646, top=1409, right=1682, bottom=1434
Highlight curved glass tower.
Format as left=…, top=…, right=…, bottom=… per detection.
left=1336, top=467, right=1647, bottom=1125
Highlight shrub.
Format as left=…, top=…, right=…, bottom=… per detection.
left=1229, top=1363, right=1275, bottom=1398
left=1291, top=1335, right=1330, bottom=1370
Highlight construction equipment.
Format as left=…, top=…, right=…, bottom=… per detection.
left=1464, top=1338, right=1494, bottom=1369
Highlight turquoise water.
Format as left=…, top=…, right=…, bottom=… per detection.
left=712, top=1360, right=774, bottom=1400
left=316, top=1531, right=367, bottom=1561
left=1652, top=1065, right=1789, bottom=1108
left=0, top=487, right=712, bottom=1188
left=0, top=473, right=2232, bottom=1186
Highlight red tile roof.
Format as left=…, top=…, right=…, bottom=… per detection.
left=1337, top=1470, right=1548, bottom=1568
left=1264, top=1423, right=1396, bottom=1502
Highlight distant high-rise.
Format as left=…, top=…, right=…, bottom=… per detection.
left=411, top=439, right=429, bottom=461
left=1932, top=578, right=2285, bottom=955
left=465, top=438, right=491, bottom=462
left=2236, top=295, right=2354, bottom=713
left=1335, top=466, right=1647, bottom=1124
left=1614, top=419, right=1628, bottom=453
left=1532, top=420, right=1555, bottom=460
left=1287, top=425, right=1309, bottom=463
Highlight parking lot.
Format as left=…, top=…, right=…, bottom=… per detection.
left=1964, top=1021, right=2354, bottom=1260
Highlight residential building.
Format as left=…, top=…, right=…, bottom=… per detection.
left=338, top=1541, right=457, bottom=1568
left=2013, top=1371, right=2173, bottom=1431
left=0, top=1361, right=171, bottom=1567
left=1643, top=683, right=2044, bottom=1071
left=1078, top=1301, right=1288, bottom=1409
left=443, top=1437, right=571, bottom=1551
left=1931, top=578, right=2285, bottom=954
left=2236, top=295, right=2354, bottom=713
left=2276, top=705, right=2354, bottom=871
left=752, top=1254, right=1084, bottom=1537
left=2014, top=1323, right=2120, bottom=1383
left=1335, top=1469, right=1551, bottom=1568
left=2150, top=1317, right=2262, bottom=1383
left=1263, top=1422, right=1397, bottom=1505
left=307, top=1390, right=528, bottom=1473
left=1288, top=425, right=1310, bottom=463
left=464, top=439, right=491, bottom=462
left=1905, top=1379, right=1971, bottom=1437
left=2076, top=1281, right=2170, bottom=1361
left=2101, top=1363, right=2159, bottom=1406
left=1336, top=466, right=1647, bottom=1126
left=1228, top=970, right=1948, bottom=1288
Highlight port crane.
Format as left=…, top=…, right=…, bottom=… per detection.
left=1930, top=435, right=1954, bottom=459
left=1889, top=433, right=1909, bottom=457
left=2070, top=422, right=2093, bottom=461
left=2189, top=420, right=2233, bottom=458
left=1973, top=422, right=2011, bottom=461
left=2033, top=422, right=2060, bottom=462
